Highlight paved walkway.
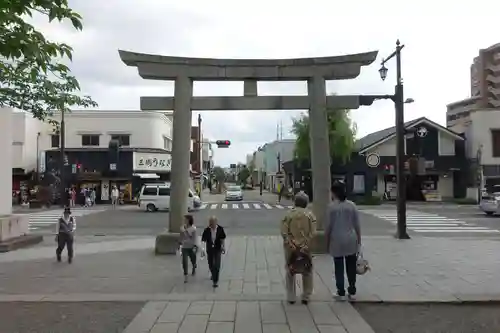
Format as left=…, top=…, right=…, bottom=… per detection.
left=2, top=235, right=500, bottom=332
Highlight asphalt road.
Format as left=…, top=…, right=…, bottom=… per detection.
left=23, top=190, right=500, bottom=239
left=0, top=302, right=144, bottom=333
left=354, top=303, right=500, bottom=333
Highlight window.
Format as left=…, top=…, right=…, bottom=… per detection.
left=353, top=174, right=366, bottom=194
left=111, top=134, right=130, bottom=146
left=142, top=186, right=158, bottom=196
left=81, top=134, right=100, bottom=146
left=158, top=187, right=171, bottom=196
left=51, top=134, right=59, bottom=148
left=492, top=130, right=500, bottom=157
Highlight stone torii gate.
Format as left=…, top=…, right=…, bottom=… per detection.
left=119, top=50, right=378, bottom=254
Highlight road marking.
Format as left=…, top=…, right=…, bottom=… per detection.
left=200, top=204, right=207, bottom=209
left=362, top=209, right=500, bottom=234
left=243, top=204, right=250, bottom=209
left=275, top=205, right=284, bottom=209
left=221, top=204, right=228, bottom=209
left=232, top=204, right=239, bottom=209
left=263, top=204, right=272, bottom=209
left=253, top=203, right=261, bottom=209
left=210, top=204, right=218, bottom=209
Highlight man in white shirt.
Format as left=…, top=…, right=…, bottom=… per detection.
left=111, top=186, right=119, bottom=209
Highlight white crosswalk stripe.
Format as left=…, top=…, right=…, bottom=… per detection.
left=16, top=208, right=108, bottom=231
left=362, top=209, right=500, bottom=234
left=198, top=203, right=293, bottom=210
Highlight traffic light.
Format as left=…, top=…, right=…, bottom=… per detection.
left=216, top=140, right=231, bottom=148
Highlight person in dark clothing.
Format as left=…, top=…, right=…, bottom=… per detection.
left=201, top=216, right=226, bottom=288
left=259, top=181, right=263, bottom=196
left=55, top=207, right=76, bottom=263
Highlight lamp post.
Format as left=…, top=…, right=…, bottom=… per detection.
left=379, top=40, right=410, bottom=239
left=59, top=109, right=67, bottom=207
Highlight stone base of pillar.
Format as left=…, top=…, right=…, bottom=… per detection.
left=310, top=231, right=328, bottom=254
left=155, top=232, right=181, bottom=255
left=0, top=215, right=43, bottom=252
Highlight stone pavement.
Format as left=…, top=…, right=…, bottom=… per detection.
left=2, top=235, right=500, bottom=332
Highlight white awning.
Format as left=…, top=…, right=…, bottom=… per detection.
left=133, top=173, right=160, bottom=179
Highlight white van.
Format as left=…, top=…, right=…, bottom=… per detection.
left=138, top=183, right=198, bottom=212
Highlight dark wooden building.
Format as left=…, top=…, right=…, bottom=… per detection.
left=283, top=117, right=468, bottom=202
left=44, top=147, right=171, bottom=203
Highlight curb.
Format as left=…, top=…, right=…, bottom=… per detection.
left=1, top=293, right=500, bottom=303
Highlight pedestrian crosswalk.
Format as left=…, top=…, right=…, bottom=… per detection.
left=16, top=208, right=108, bottom=231
left=199, top=203, right=293, bottom=210
left=362, top=209, right=500, bottom=234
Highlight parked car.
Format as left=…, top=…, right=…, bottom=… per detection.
left=225, top=185, right=243, bottom=201
left=479, top=186, right=500, bottom=216
left=138, top=183, right=197, bottom=212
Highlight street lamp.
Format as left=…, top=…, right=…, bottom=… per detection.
left=379, top=39, right=411, bottom=240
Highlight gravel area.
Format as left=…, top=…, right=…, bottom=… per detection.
left=0, top=301, right=145, bottom=333
left=354, top=303, right=500, bottom=333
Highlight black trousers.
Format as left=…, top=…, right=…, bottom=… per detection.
left=333, top=254, right=357, bottom=296
left=181, top=247, right=197, bottom=275
left=56, top=233, right=74, bottom=259
left=207, top=249, right=222, bottom=283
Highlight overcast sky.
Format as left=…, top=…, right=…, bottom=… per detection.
left=34, top=0, right=500, bottom=167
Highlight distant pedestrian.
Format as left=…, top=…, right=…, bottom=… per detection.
left=259, top=181, right=263, bottom=196
left=281, top=191, right=316, bottom=304
left=277, top=182, right=284, bottom=204
left=111, top=186, right=119, bottom=209
left=201, top=216, right=226, bottom=288
left=55, top=207, right=76, bottom=263
left=326, top=182, right=361, bottom=301
left=70, top=188, right=76, bottom=207
left=179, top=214, right=202, bottom=283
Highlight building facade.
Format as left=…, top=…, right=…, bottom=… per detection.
left=261, top=140, right=295, bottom=191
left=11, top=110, right=175, bottom=203
left=284, top=117, right=468, bottom=202
left=447, top=43, right=500, bottom=128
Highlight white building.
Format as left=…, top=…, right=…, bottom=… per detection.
left=12, top=110, right=173, bottom=172
left=448, top=108, right=500, bottom=192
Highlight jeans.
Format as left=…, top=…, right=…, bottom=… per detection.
left=56, top=233, right=74, bottom=259
left=333, top=254, right=357, bottom=296
left=181, top=247, right=197, bottom=275
left=207, top=250, right=222, bottom=283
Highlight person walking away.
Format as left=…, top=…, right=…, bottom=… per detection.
left=259, top=181, right=263, bottom=196
left=111, top=186, right=119, bottom=209
left=56, top=207, right=76, bottom=263
left=90, top=188, right=96, bottom=206
left=201, top=216, right=226, bottom=288
left=179, top=214, right=202, bottom=283
left=326, top=182, right=361, bottom=301
left=281, top=191, right=316, bottom=304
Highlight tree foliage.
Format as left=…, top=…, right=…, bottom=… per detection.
left=212, top=166, right=226, bottom=182
left=0, top=0, right=97, bottom=122
left=291, top=109, right=357, bottom=163
left=238, top=167, right=250, bottom=184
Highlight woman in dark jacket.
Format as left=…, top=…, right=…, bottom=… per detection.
left=201, top=216, right=226, bottom=288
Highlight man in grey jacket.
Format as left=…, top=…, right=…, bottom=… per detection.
left=56, top=207, right=76, bottom=263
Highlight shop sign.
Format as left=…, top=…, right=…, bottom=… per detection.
left=133, top=152, right=171, bottom=172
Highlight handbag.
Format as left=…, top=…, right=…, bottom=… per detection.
left=288, top=249, right=312, bottom=275
left=356, top=246, right=370, bottom=275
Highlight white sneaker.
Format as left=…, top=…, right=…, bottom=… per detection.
left=334, top=295, right=346, bottom=301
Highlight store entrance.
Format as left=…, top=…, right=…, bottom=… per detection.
left=384, top=174, right=439, bottom=201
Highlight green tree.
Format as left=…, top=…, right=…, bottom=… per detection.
left=238, top=167, right=250, bottom=185
left=291, top=109, right=357, bottom=163
left=212, top=166, right=226, bottom=182
left=1, top=0, right=97, bottom=122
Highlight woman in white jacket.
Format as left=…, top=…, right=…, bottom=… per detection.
left=179, top=214, right=202, bottom=283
